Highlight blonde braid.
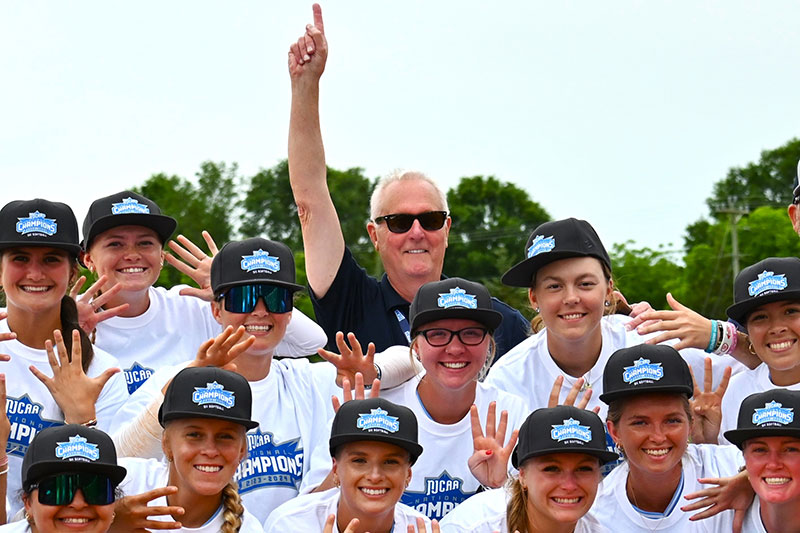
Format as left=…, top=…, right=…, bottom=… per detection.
left=220, top=481, right=244, bottom=533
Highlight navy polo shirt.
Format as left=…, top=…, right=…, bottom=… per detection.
left=310, top=247, right=530, bottom=360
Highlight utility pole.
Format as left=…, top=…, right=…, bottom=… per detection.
left=715, top=204, right=749, bottom=294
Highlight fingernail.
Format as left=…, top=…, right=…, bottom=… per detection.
left=486, top=450, right=493, bottom=456
left=303, top=54, right=311, bottom=62
left=307, top=46, right=313, bottom=53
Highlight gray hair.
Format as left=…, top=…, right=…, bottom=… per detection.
left=369, top=169, right=449, bottom=220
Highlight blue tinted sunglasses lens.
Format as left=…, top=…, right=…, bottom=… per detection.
left=223, top=284, right=292, bottom=314
left=36, top=473, right=115, bottom=506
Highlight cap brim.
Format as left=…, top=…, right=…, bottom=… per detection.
left=598, top=384, right=693, bottom=405
left=512, top=446, right=618, bottom=469
left=84, top=213, right=177, bottom=250
left=329, top=434, right=423, bottom=465
left=501, top=251, right=608, bottom=288
left=0, top=241, right=81, bottom=255
left=159, top=409, right=259, bottom=431
left=724, top=427, right=800, bottom=448
left=25, top=461, right=127, bottom=489
left=726, top=289, right=800, bottom=329
left=214, top=279, right=305, bottom=295
left=410, top=308, right=502, bottom=335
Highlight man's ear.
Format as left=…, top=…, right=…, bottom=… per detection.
left=366, top=222, right=380, bottom=251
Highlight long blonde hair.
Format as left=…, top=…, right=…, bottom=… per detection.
left=220, top=481, right=244, bottom=533
left=506, top=476, right=529, bottom=533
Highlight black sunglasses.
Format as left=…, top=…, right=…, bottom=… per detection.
left=216, top=283, right=293, bottom=314
left=417, top=327, right=488, bottom=347
left=373, top=211, right=448, bottom=233
left=30, top=473, right=115, bottom=506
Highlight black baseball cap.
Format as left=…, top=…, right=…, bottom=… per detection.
left=599, top=344, right=693, bottom=404
left=409, top=277, right=503, bottom=335
left=81, top=190, right=177, bottom=250
left=501, top=218, right=611, bottom=288
left=512, top=406, right=618, bottom=468
left=725, top=389, right=800, bottom=448
left=329, top=398, right=423, bottom=465
left=211, top=237, right=304, bottom=296
left=0, top=199, right=81, bottom=255
left=21, top=425, right=127, bottom=491
left=726, top=257, right=800, bottom=329
left=159, top=367, right=259, bottom=430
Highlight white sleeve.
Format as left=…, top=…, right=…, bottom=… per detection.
left=273, top=307, right=327, bottom=358
left=374, top=345, right=423, bottom=389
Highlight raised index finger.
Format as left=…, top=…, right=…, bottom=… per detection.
left=313, top=3, right=324, bottom=33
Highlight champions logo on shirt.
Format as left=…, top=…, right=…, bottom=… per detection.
left=437, top=287, right=477, bottom=309
left=55, top=435, right=100, bottom=461
left=124, top=362, right=154, bottom=395
left=401, top=471, right=471, bottom=521
left=551, top=418, right=592, bottom=444
left=240, top=249, right=280, bottom=274
left=622, top=358, right=664, bottom=384
left=748, top=270, right=788, bottom=297
left=6, top=395, right=63, bottom=458
left=236, top=429, right=303, bottom=493
left=357, top=408, right=399, bottom=433
left=752, top=400, right=794, bottom=426
left=111, top=197, right=151, bottom=215
left=16, top=211, right=57, bottom=237
left=192, top=382, right=235, bottom=410
left=527, top=235, right=555, bottom=258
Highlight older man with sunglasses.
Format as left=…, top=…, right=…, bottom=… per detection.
left=286, top=4, right=529, bottom=358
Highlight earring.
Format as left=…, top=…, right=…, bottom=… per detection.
left=333, top=475, right=340, bottom=488
left=604, top=300, right=610, bottom=307
left=748, top=341, right=756, bottom=355
left=534, top=307, right=540, bottom=313
left=615, top=443, right=625, bottom=457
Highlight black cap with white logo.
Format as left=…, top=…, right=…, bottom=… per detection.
left=211, top=237, right=304, bottom=296
left=329, top=398, right=423, bottom=465
left=501, top=218, right=611, bottom=288
left=599, top=344, right=693, bottom=404
left=725, top=389, right=800, bottom=448
left=512, top=405, right=618, bottom=468
left=159, top=367, right=259, bottom=430
left=21, top=425, right=127, bottom=491
left=409, top=277, right=503, bottom=335
left=726, top=257, right=800, bottom=329
left=81, top=190, right=177, bottom=250
left=0, top=199, right=81, bottom=255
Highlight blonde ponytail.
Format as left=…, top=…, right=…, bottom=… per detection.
left=220, top=481, right=244, bottom=533
left=506, top=478, right=529, bottom=533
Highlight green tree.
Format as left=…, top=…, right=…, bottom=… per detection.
left=610, top=241, right=684, bottom=310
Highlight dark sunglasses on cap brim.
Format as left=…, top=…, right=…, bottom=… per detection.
left=30, top=473, right=115, bottom=506
left=217, top=283, right=293, bottom=314
left=373, top=211, right=448, bottom=233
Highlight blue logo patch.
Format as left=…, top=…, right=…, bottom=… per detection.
left=124, top=362, right=154, bottom=395
left=401, top=471, right=471, bottom=521
left=236, top=429, right=303, bottom=493
left=622, top=358, right=664, bottom=384
left=357, top=407, right=399, bottom=433
left=192, top=382, right=235, bottom=409
left=551, top=418, right=592, bottom=443
left=111, top=197, right=151, bottom=215
left=16, top=211, right=57, bottom=236
left=748, top=270, right=788, bottom=297
left=6, top=395, right=63, bottom=458
left=752, top=400, right=794, bottom=426
left=436, top=287, right=477, bottom=309
left=527, top=234, right=555, bottom=258
left=240, top=249, right=280, bottom=273
left=55, top=435, right=100, bottom=461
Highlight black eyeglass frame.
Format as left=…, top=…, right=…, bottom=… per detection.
left=373, top=211, right=449, bottom=233
left=416, top=327, right=489, bottom=347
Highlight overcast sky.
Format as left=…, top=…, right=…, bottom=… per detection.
left=2, top=1, right=799, bottom=259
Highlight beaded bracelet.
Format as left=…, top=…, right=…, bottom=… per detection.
left=705, top=319, right=718, bottom=353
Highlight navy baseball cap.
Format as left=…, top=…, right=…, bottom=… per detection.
left=501, top=218, right=611, bottom=287
left=329, top=398, right=423, bottom=465
left=409, top=277, right=502, bottom=335
left=725, top=389, right=800, bottom=448
left=81, top=190, right=177, bottom=250
left=512, top=406, right=618, bottom=468
left=599, top=344, right=693, bottom=404
left=159, top=367, right=259, bottom=430
left=726, top=257, right=800, bottom=329
left=211, top=238, right=304, bottom=296
left=0, top=199, right=81, bottom=255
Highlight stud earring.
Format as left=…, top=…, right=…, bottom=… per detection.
left=534, top=307, right=540, bottom=313
left=604, top=300, right=610, bottom=307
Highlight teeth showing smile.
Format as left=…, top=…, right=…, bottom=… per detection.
left=61, top=518, right=90, bottom=524
left=441, top=362, right=467, bottom=369
left=245, top=325, right=272, bottom=332
left=643, top=448, right=670, bottom=456
left=360, top=488, right=389, bottom=496
left=21, top=286, right=50, bottom=292
left=764, top=477, right=791, bottom=485
left=406, top=250, right=426, bottom=254
left=119, top=267, right=146, bottom=273
left=552, top=497, right=580, bottom=504
left=769, top=341, right=795, bottom=351
left=195, top=465, right=222, bottom=473
left=562, top=313, right=584, bottom=320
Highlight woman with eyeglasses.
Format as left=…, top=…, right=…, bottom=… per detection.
left=0, top=424, right=126, bottom=533
left=77, top=190, right=326, bottom=396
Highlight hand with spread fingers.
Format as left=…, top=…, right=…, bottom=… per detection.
left=331, top=372, right=381, bottom=413
left=547, top=375, right=599, bottom=414
left=468, top=402, right=519, bottom=489
left=70, top=275, right=130, bottom=334
left=30, top=329, right=120, bottom=425
left=682, top=471, right=754, bottom=533
left=323, top=514, right=359, bottom=533
left=188, top=325, right=254, bottom=372
left=165, top=231, right=220, bottom=301
left=688, top=357, right=731, bottom=444
left=319, top=331, right=377, bottom=387
left=407, top=518, right=439, bottom=532
left=111, top=486, right=185, bottom=532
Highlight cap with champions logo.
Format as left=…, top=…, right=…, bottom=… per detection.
left=409, top=277, right=503, bottom=335
left=724, top=388, right=800, bottom=448
left=81, top=190, right=177, bottom=250
left=512, top=405, right=618, bottom=468
left=211, top=237, right=304, bottom=296
left=599, top=344, right=693, bottom=404
left=21, top=425, right=127, bottom=491
left=0, top=199, right=81, bottom=255
left=726, top=257, right=800, bottom=329
left=329, top=398, right=423, bottom=464
left=501, top=218, right=611, bottom=288
left=159, top=367, right=259, bottom=430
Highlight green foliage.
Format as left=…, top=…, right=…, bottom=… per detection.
left=610, top=241, right=683, bottom=310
